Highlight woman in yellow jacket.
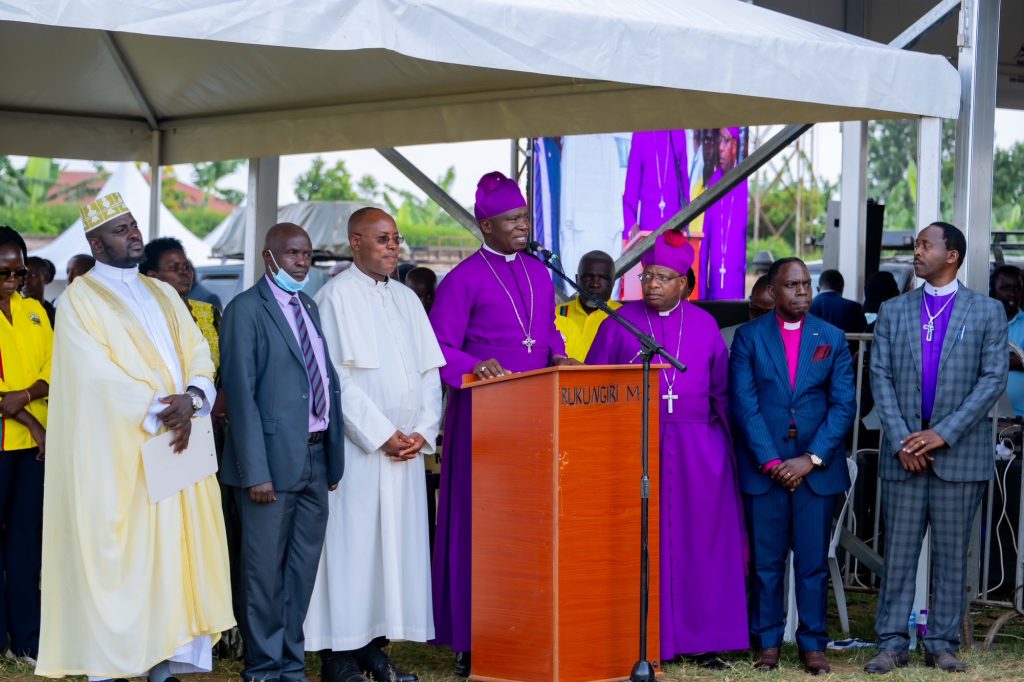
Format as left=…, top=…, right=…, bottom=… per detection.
left=0, top=226, right=52, bottom=666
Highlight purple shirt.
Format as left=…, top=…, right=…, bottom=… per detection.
left=921, top=287, right=958, bottom=421
left=266, top=275, right=330, bottom=432
left=430, top=248, right=566, bottom=387
left=777, top=315, right=804, bottom=389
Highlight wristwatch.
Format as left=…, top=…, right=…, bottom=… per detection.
left=186, top=390, right=204, bottom=413
left=806, top=452, right=824, bottom=468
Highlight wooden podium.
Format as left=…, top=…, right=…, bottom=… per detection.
left=466, top=365, right=660, bottom=682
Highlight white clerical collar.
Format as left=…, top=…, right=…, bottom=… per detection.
left=92, top=259, right=139, bottom=283
left=777, top=314, right=803, bottom=331
left=482, top=243, right=517, bottom=263
left=924, top=279, right=959, bottom=297
left=351, top=264, right=390, bottom=288
left=658, top=300, right=681, bottom=317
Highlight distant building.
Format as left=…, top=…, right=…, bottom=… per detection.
left=48, top=170, right=237, bottom=214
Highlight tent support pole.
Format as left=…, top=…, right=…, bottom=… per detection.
left=953, top=0, right=1000, bottom=292
left=244, top=157, right=280, bottom=287
left=838, top=122, right=867, bottom=301
left=917, top=118, right=944, bottom=229
left=148, top=130, right=161, bottom=241
left=376, top=147, right=483, bottom=242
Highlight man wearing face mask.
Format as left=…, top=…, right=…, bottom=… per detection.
left=220, top=223, right=346, bottom=682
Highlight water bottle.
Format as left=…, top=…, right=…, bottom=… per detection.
left=917, top=609, right=928, bottom=638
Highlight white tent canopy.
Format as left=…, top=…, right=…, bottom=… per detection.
left=30, top=163, right=217, bottom=280
left=0, top=0, right=959, bottom=164
left=210, top=201, right=402, bottom=259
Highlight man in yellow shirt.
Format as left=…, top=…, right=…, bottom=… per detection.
left=555, top=250, right=621, bottom=362
left=0, top=226, right=52, bottom=667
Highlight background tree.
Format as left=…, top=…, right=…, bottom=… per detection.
left=192, top=160, right=244, bottom=207
left=294, top=157, right=359, bottom=201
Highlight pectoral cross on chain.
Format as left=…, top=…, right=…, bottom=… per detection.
left=719, top=262, right=727, bottom=289
left=923, top=320, right=934, bottom=343
left=523, top=335, right=536, bottom=353
left=662, top=385, right=678, bottom=414
left=658, top=197, right=666, bottom=218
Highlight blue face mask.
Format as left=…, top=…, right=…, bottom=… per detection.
left=268, top=251, right=309, bottom=293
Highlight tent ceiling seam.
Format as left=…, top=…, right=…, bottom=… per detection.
left=101, top=31, right=160, bottom=130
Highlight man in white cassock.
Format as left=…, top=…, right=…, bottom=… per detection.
left=36, top=193, right=233, bottom=681
left=304, top=208, right=444, bottom=682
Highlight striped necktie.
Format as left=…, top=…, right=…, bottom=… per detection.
left=289, top=296, right=327, bottom=418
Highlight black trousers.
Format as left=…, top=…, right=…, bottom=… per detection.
left=233, top=443, right=328, bottom=682
left=0, top=447, right=43, bottom=657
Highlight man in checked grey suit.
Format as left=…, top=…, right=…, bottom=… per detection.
left=865, top=222, right=1007, bottom=674
left=221, top=223, right=346, bottom=682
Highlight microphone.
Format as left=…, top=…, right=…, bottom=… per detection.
left=527, top=241, right=559, bottom=262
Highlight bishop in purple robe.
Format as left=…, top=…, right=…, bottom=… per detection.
left=700, top=127, right=748, bottom=301
left=587, top=230, right=749, bottom=661
left=429, top=171, right=570, bottom=676
left=623, top=130, right=690, bottom=240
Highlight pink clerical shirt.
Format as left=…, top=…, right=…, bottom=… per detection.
left=763, top=315, right=805, bottom=473
left=266, top=275, right=330, bottom=432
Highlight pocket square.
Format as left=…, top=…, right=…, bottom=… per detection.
left=812, top=344, right=831, bottom=361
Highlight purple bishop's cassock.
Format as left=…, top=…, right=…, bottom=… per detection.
left=586, top=232, right=749, bottom=658
left=429, top=173, right=566, bottom=652
left=700, top=168, right=748, bottom=301
left=623, top=130, right=690, bottom=239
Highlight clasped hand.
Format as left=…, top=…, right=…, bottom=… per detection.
left=771, top=455, right=815, bottom=492
left=898, top=429, right=945, bottom=473
left=384, top=431, right=426, bottom=461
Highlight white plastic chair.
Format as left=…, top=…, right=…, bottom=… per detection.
left=783, top=457, right=859, bottom=642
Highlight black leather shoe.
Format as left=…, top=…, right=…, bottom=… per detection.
left=863, top=649, right=909, bottom=674
left=321, top=652, right=370, bottom=682
left=353, top=643, right=418, bottom=682
left=925, top=649, right=967, bottom=673
left=454, top=651, right=471, bottom=678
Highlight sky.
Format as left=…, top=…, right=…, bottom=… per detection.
left=29, top=109, right=1024, bottom=210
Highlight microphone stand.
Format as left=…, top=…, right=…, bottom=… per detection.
left=530, top=248, right=685, bottom=682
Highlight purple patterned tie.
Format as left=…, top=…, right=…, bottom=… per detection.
left=289, top=296, right=327, bottom=418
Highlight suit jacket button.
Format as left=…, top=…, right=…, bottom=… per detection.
left=302, top=393, right=309, bottom=399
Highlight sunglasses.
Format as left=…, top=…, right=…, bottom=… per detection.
left=0, top=268, right=27, bottom=282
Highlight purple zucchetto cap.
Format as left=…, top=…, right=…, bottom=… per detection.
left=474, top=171, right=527, bottom=222
left=722, top=126, right=741, bottom=140
left=641, top=230, right=695, bottom=276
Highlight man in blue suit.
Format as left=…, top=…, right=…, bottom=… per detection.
left=810, top=269, right=867, bottom=339
left=221, top=223, right=346, bottom=682
left=730, top=257, right=856, bottom=675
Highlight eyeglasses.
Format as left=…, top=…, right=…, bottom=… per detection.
left=356, top=233, right=405, bottom=247
left=637, top=272, right=680, bottom=285
left=0, top=268, right=28, bottom=282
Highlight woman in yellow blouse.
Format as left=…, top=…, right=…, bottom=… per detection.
left=140, top=237, right=221, bottom=369
left=0, top=226, right=52, bottom=665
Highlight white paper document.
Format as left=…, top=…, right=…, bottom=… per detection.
left=142, top=415, right=218, bottom=504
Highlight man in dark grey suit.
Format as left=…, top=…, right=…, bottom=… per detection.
left=221, top=223, right=345, bottom=682
left=865, top=222, right=1007, bottom=674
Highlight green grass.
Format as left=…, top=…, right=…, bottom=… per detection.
left=6, top=594, right=1024, bottom=681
